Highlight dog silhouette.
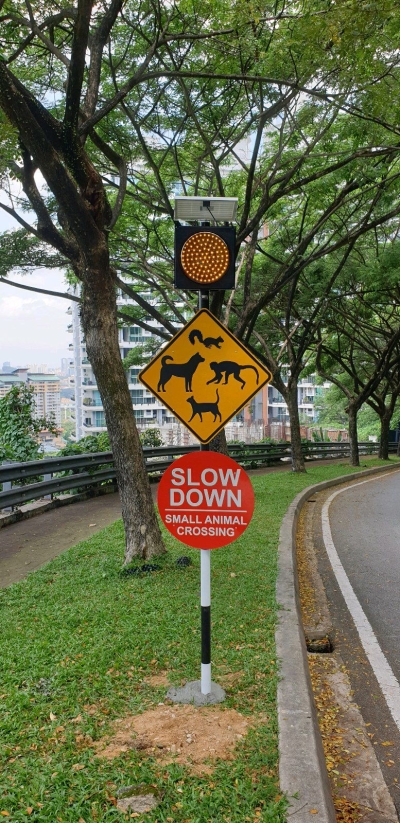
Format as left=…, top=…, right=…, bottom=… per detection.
left=157, top=352, right=205, bottom=392
left=187, top=391, right=221, bottom=422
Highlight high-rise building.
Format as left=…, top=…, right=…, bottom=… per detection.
left=0, top=369, right=61, bottom=426
left=67, top=290, right=330, bottom=442
left=60, top=358, right=70, bottom=376
left=27, top=374, right=61, bottom=426
left=26, top=363, right=48, bottom=374
left=68, top=290, right=177, bottom=440
left=0, top=371, right=24, bottom=398
left=1, top=361, right=16, bottom=374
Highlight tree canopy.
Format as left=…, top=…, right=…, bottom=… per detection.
left=1, top=0, right=400, bottom=543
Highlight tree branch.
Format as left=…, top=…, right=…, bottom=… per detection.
left=83, top=0, right=125, bottom=119
left=0, top=275, right=79, bottom=301
left=115, top=276, right=178, bottom=335
left=64, top=0, right=93, bottom=139
left=78, top=70, right=344, bottom=135
left=0, top=61, right=103, bottom=252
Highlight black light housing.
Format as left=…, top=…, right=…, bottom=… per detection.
left=174, top=225, right=236, bottom=291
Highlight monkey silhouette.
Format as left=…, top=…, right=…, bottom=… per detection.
left=207, top=361, right=259, bottom=389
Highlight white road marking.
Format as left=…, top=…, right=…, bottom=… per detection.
left=321, top=470, right=400, bottom=730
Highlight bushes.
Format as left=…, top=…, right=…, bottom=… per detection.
left=0, top=385, right=56, bottom=462
left=58, top=432, right=110, bottom=456
left=58, top=428, right=163, bottom=457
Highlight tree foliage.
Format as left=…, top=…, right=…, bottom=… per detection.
left=139, top=428, right=163, bottom=448
left=0, top=0, right=400, bottom=504
left=315, top=255, right=400, bottom=463
left=58, top=431, right=110, bottom=456
left=58, top=426, right=162, bottom=454
left=315, top=383, right=381, bottom=439
left=0, top=384, right=56, bottom=462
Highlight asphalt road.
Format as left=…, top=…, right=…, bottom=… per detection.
left=315, top=469, right=400, bottom=813
left=329, top=470, right=400, bottom=675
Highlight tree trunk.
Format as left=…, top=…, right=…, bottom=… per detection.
left=378, top=410, right=391, bottom=459
left=347, top=403, right=359, bottom=466
left=0, top=59, right=166, bottom=566
left=209, top=428, right=229, bottom=456
left=285, top=381, right=305, bottom=472
left=80, top=261, right=166, bottom=565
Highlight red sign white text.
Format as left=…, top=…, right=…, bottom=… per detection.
left=157, top=451, right=255, bottom=549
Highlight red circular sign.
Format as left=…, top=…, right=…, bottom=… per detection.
left=157, top=451, right=255, bottom=549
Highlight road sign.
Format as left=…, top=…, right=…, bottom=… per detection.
left=157, top=451, right=255, bottom=549
left=138, top=309, right=272, bottom=443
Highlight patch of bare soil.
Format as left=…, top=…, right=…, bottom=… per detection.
left=142, top=672, right=170, bottom=688
left=142, top=669, right=244, bottom=690
left=94, top=704, right=254, bottom=775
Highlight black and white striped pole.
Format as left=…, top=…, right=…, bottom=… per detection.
left=199, top=289, right=212, bottom=696
left=200, top=540, right=211, bottom=695
left=165, top=197, right=240, bottom=705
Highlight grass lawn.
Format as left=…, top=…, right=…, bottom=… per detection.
left=1, top=458, right=398, bottom=823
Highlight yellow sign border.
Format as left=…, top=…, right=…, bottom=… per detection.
left=138, top=309, right=272, bottom=443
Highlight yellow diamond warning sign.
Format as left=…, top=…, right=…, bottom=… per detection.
left=138, top=309, right=272, bottom=443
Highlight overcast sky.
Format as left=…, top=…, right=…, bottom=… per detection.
left=0, top=209, right=71, bottom=371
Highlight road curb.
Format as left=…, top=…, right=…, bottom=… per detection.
left=276, top=463, right=400, bottom=820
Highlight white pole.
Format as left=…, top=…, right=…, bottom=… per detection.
left=200, top=548, right=212, bottom=694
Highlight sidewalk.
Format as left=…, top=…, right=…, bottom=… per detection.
left=0, top=491, right=123, bottom=588
left=0, top=464, right=282, bottom=588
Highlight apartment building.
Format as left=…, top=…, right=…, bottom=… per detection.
left=267, top=376, right=328, bottom=425
left=243, top=376, right=330, bottom=428
left=0, top=369, right=61, bottom=426
left=68, top=290, right=177, bottom=440
left=68, top=289, right=329, bottom=440
left=0, top=371, right=24, bottom=398
left=28, top=373, right=61, bottom=426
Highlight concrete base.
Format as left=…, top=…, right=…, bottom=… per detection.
left=166, top=680, right=226, bottom=706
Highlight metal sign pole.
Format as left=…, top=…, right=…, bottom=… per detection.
left=199, top=289, right=212, bottom=695
left=200, top=547, right=211, bottom=694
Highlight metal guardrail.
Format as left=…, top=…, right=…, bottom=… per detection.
left=0, top=446, right=198, bottom=511
left=0, top=441, right=397, bottom=512
left=0, top=445, right=197, bottom=483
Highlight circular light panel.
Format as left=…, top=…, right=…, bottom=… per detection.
left=181, top=232, right=230, bottom=284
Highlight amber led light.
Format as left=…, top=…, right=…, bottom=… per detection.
left=180, top=232, right=230, bottom=284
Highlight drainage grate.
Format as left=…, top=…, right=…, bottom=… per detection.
left=305, top=635, right=333, bottom=654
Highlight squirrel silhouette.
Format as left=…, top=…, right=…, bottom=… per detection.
left=188, top=329, right=224, bottom=349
